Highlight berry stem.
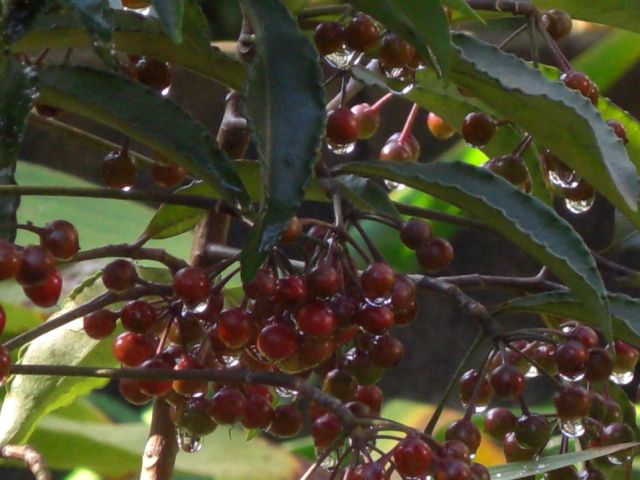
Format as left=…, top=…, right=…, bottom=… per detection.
left=1, top=444, right=51, bottom=480
left=398, top=103, right=420, bottom=145
left=465, top=0, right=537, bottom=16
left=527, top=15, right=540, bottom=68
left=351, top=220, right=384, bottom=263
left=370, top=92, right=394, bottom=112
left=425, top=333, right=487, bottom=434
left=498, top=22, right=528, bottom=49
left=65, top=243, right=187, bottom=271
left=513, top=134, right=534, bottom=157
left=463, top=351, right=492, bottom=420
left=536, top=19, right=572, bottom=73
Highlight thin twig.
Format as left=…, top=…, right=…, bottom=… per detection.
left=66, top=243, right=187, bottom=272
left=1, top=445, right=51, bottom=480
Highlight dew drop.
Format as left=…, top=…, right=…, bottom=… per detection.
left=123, top=5, right=152, bottom=15
left=462, top=401, right=487, bottom=414
left=607, top=450, right=633, bottom=465
left=525, top=365, right=540, bottom=378
left=121, top=186, right=133, bottom=192
left=161, top=85, right=171, bottom=97
left=559, top=372, right=585, bottom=383
left=558, top=417, right=585, bottom=438
left=610, top=370, right=634, bottom=385
left=177, top=430, right=203, bottom=453
left=327, top=140, right=356, bottom=155
left=222, top=355, right=240, bottom=367
left=564, top=196, right=595, bottom=214
left=325, top=46, right=356, bottom=70
left=275, top=386, right=298, bottom=400
left=316, top=447, right=341, bottom=471
left=548, top=169, right=577, bottom=189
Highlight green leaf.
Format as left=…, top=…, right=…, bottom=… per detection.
left=495, top=291, right=640, bottom=348
left=337, top=175, right=401, bottom=220
left=238, top=0, right=325, bottom=282
left=337, top=160, right=611, bottom=341
left=145, top=182, right=211, bottom=239
left=0, top=302, right=46, bottom=341
left=2, top=0, right=50, bottom=43
left=443, top=0, right=485, bottom=23
left=27, top=416, right=302, bottom=479
left=11, top=5, right=245, bottom=90
left=531, top=0, right=640, bottom=34
left=151, top=0, right=184, bottom=43
left=450, top=33, right=638, bottom=224
left=0, top=61, right=35, bottom=241
left=347, top=0, right=452, bottom=79
left=36, top=65, right=249, bottom=208
left=488, top=443, right=639, bottom=480
left=60, top=0, right=112, bottom=43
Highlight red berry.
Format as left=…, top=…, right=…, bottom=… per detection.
left=607, top=119, right=629, bottom=144
left=243, top=268, right=276, bottom=299
left=515, top=414, right=552, bottom=450
left=0, top=240, right=22, bottom=280
left=458, top=368, right=491, bottom=407
left=323, top=368, right=358, bottom=402
left=568, top=325, right=599, bottom=349
left=435, top=458, right=472, bottom=480
left=345, top=14, right=379, bottom=52
left=393, top=436, right=432, bottom=477
left=0, top=345, right=10, bottom=383
left=314, top=21, right=345, bottom=56
left=121, top=300, right=157, bottom=333
left=102, top=149, right=137, bottom=189
left=307, top=265, right=340, bottom=298
left=351, top=103, right=380, bottom=140
left=257, top=323, right=298, bottom=361
left=445, top=419, right=482, bottom=454
left=276, top=275, right=307, bottom=304
left=462, top=112, right=496, bottom=147
left=361, top=262, right=396, bottom=299
left=416, top=237, right=454, bottom=271
left=210, top=387, right=246, bottom=424
left=122, top=0, right=150, bottom=8
left=561, top=71, right=598, bottom=105
left=24, top=270, right=62, bottom=307
left=544, top=9, right=572, bottom=39
left=355, top=384, right=383, bottom=414
left=379, top=141, right=412, bottom=162
left=150, top=160, right=186, bottom=187
left=484, top=407, right=517, bottom=441
left=16, top=245, right=56, bottom=287
left=172, top=355, right=208, bottom=397
left=41, top=220, right=79, bottom=259
left=379, top=32, right=415, bottom=68
left=176, top=396, right=218, bottom=436
left=400, top=218, right=432, bottom=250
left=242, top=394, right=275, bottom=429
left=370, top=335, right=405, bottom=368
left=386, top=132, right=420, bottom=160
left=391, top=275, right=417, bottom=311
left=554, top=385, right=592, bottom=420
left=611, top=340, right=639, bottom=374
left=356, top=304, right=394, bottom=334
left=585, top=347, right=613, bottom=382
left=554, top=340, right=588, bottom=379
left=312, top=413, right=342, bottom=448
left=102, top=259, right=137, bottom=292
left=137, top=357, right=173, bottom=396
left=503, top=431, right=536, bottom=462
left=268, top=404, right=304, bottom=438
left=348, top=463, right=386, bottom=480
left=427, top=112, right=456, bottom=140
left=281, top=216, right=303, bottom=244
left=113, top=332, right=154, bottom=366
left=326, top=107, right=359, bottom=146
left=83, top=309, right=118, bottom=339
left=173, top=267, right=211, bottom=307
left=118, top=378, right=151, bottom=405
left=133, top=57, right=172, bottom=91
left=296, top=301, right=337, bottom=338
left=217, top=308, right=252, bottom=349
left=489, top=363, right=526, bottom=399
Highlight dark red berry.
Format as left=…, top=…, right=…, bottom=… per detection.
left=503, top=432, right=536, bottom=462
left=268, top=404, right=304, bottom=438
left=370, top=335, right=405, bottom=368
left=102, top=259, right=137, bottom=292
left=379, top=32, right=415, bottom=68
left=515, top=414, right=551, bottom=450
left=417, top=237, right=454, bottom=271
left=276, top=275, right=307, bottom=304
left=326, top=108, right=359, bottom=146
left=312, top=413, right=342, bottom=448
left=41, top=220, right=79, bottom=259
left=257, top=323, right=298, bottom=361
left=210, top=387, right=246, bottom=424
left=601, top=422, right=636, bottom=464
left=280, top=216, right=302, bottom=243
left=351, top=103, right=380, bottom=139
left=554, top=340, right=588, bottom=379
left=118, top=378, right=151, bottom=405
left=387, top=132, right=420, bottom=160
left=445, top=419, right=482, bottom=454
left=355, top=384, right=383, bottom=414
left=569, top=325, right=599, bottom=349
left=607, top=119, right=629, bottom=144
left=348, top=462, right=386, bottom=480
left=427, top=112, right=456, bottom=140
left=83, top=309, right=118, bottom=339
left=323, top=368, right=357, bottom=402
left=489, top=363, right=526, bottom=399
left=113, top=331, right=154, bottom=367
left=176, top=396, right=218, bottom=436
left=435, top=458, right=472, bottom=480
left=543, top=9, right=572, bottom=39
left=150, top=160, right=186, bottom=187
left=484, top=407, right=517, bottom=441
left=243, top=268, right=276, bottom=299
left=470, top=463, right=491, bottom=480
left=561, top=71, right=598, bottom=105
left=356, top=304, right=394, bottom=334
left=137, top=357, right=173, bottom=396
left=173, top=267, right=210, bottom=307
left=16, top=245, right=56, bottom=287
left=314, top=21, right=345, bottom=56
left=462, top=112, right=496, bottom=147
left=585, top=347, right=613, bottom=382
left=361, top=263, right=396, bottom=299
left=122, top=0, right=150, bottom=7
left=307, top=265, right=340, bottom=298
left=0, top=240, right=22, bottom=280
left=296, top=301, right=337, bottom=338
left=554, top=385, right=592, bottom=420
left=134, top=57, right=171, bottom=91
left=345, top=14, right=379, bottom=52
left=172, top=355, right=207, bottom=397
left=242, top=394, right=275, bottom=429
left=611, top=340, right=639, bottom=374
left=217, top=308, right=252, bottom=349
left=400, top=218, right=432, bottom=250
left=24, top=270, right=62, bottom=307
left=102, top=149, right=137, bottom=189
left=393, top=436, right=432, bottom=477
left=458, top=369, right=491, bottom=407
left=545, top=466, right=579, bottom=480
left=379, top=141, right=413, bottom=162
left=121, top=300, right=156, bottom=333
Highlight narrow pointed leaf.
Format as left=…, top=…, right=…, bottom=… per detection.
left=531, top=0, right=640, bottom=33
left=150, top=0, right=184, bottom=43
left=60, top=0, right=111, bottom=43
left=347, top=0, right=452, bottom=79
left=443, top=0, right=485, bottom=23
left=36, top=65, right=249, bottom=208
left=337, top=160, right=611, bottom=341
left=239, top=0, right=325, bottom=281
left=450, top=33, right=638, bottom=224
left=337, top=176, right=401, bottom=220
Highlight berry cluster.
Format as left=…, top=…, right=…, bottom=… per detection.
left=102, top=147, right=186, bottom=191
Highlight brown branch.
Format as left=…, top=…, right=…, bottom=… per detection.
left=66, top=243, right=188, bottom=272
left=465, top=0, right=537, bottom=16
left=431, top=273, right=563, bottom=292
left=1, top=444, right=52, bottom=480
left=140, top=399, right=179, bottom=480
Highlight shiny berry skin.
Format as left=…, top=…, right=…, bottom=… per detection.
left=217, top=308, right=252, bottom=349
left=307, top=265, right=340, bottom=298
left=345, top=14, right=379, bottom=52
left=172, top=355, right=208, bottom=396
left=121, top=300, right=156, bottom=333
left=242, top=394, right=275, bottom=429
left=462, top=112, right=496, bottom=147
left=611, top=340, right=639, bottom=373
left=0, top=345, right=10, bottom=383
left=563, top=178, right=594, bottom=202
left=102, top=259, right=137, bottom=292
left=326, top=107, right=359, bottom=146
left=323, top=368, right=358, bottom=402
left=314, top=21, right=345, bottom=56
left=585, top=347, right=613, bottom=382
left=391, top=275, right=417, bottom=311
left=441, top=440, right=470, bottom=462
left=427, top=112, right=456, bottom=140
left=356, top=304, right=394, bottom=334
left=544, top=9, right=572, bottom=39
left=361, top=262, right=396, bottom=299
left=484, top=407, right=517, bottom=440
left=355, top=384, right=383, bottom=414
left=312, top=413, right=342, bottom=448
left=347, top=463, right=386, bottom=480
left=554, top=340, right=588, bottom=378
left=351, top=103, right=380, bottom=139
left=210, top=387, right=246, bottom=424
left=601, top=422, right=636, bottom=464
left=24, top=270, right=62, bottom=307
left=379, top=141, right=413, bottom=162
left=173, top=267, right=211, bottom=307
left=503, top=432, right=536, bottom=462
left=370, top=335, right=405, bottom=368
left=118, top=378, right=151, bottom=405
left=102, top=149, right=137, bottom=189
left=122, top=0, right=150, bottom=7
left=554, top=385, right=592, bottom=420
left=569, top=325, right=599, bottom=349
left=176, top=397, right=218, bottom=436
left=83, top=309, right=118, bottom=339
left=393, top=437, right=432, bottom=477
left=150, top=160, right=186, bottom=187
left=0, top=240, right=22, bottom=280
left=561, top=71, right=598, bottom=105
left=515, top=414, right=551, bottom=449
left=489, top=363, right=526, bottom=399
left=243, top=268, right=276, bottom=299
left=134, top=57, right=171, bottom=91
left=379, top=32, right=415, bottom=68
left=445, top=419, right=482, bottom=454
left=280, top=216, right=302, bottom=244
left=113, top=332, right=154, bottom=367
left=268, top=404, right=304, bottom=438
left=485, top=155, right=529, bottom=186
left=417, top=237, right=454, bottom=271
left=387, top=132, right=420, bottom=160
left=257, top=323, right=298, bottom=361
left=607, top=119, right=629, bottom=144
left=276, top=275, right=307, bottom=304
left=40, top=220, right=79, bottom=259
left=470, top=463, right=491, bottom=480
left=436, top=459, right=472, bottom=480
left=137, top=357, right=173, bottom=396
left=400, top=218, right=432, bottom=250
left=16, top=245, right=56, bottom=287
left=458, top=369, right=491, bottom=407
left=296, top=301, right=337, bottom=338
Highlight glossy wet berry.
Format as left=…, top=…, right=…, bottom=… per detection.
left=489, top=363, right=526, bottom=399
left=121, top=300, right=156, bottom=333
left=569, top=325, right=599, bottom=349
left=217, top=308, right=252, bottom=349
left=370, top=335, right=405, bottom=368
left=102, top=259, right=137, bottom=292
left=151, top=160, right=186, bottom=187
left=323, top=368, right=358, bottom=402
left=351, top=103, right=380, bottom=139
left=436, top=458, right=472, bottom=480
left=503, top=432, right=536, bottom=462
left=515, top=414, right=551, bottom=450
left=24, top=270, right=62, bottom=307
left=458, top=368, right=491, bottom=407
left=176, top=396, right=218, bottom=436
left=345, top=13, right=379, bottom=52
left=306, top=265, right=340, bottom=298
left=118, top=378, right=151, bottom=405
left=296, top=301, right=337, bottom=338
left=462, top=112, right=496, bottom=147
left=427, top=112, right=456, bottom=140
left=379, top=32, right=415, bottom=69
left=102, top=149, right=137, bottom=190
left=0, top=240, right=22, bottom=280
left=554, top=340, right=588, bottom=378
left=361, top=262, right=395, bottom=299
left=326, top=107, right=359, bottom=146
left=113, top=331, right=154, bottom=367
left=607, top=119, right=629, bottom=144
left=241, top=394, right=275, bottom=429
left=484, top=407, right=517, bottom=440
left=83, top=309, right=118, bottom=340
left=314, top=21, right=345, bottom=56
left=173, top=267, right=211, bottom=307
left=172, top=355, right=208, bottom=397
left=561, top=71, right=598, bottom=105
left=471, top=463, right=491, bottom=480
left=445, top=418, right=482, bottom=454
left=209, top=387, right=246, bottom=424
left=347, top=462, right=386, bottom=480
left=355, top=384, right=383, bottom=414
left=554, top=385, right=592, bottom=420
left=133, top=57, right=172, bottom=91
left=379, top=141, right=413, bottom=162
left=585, top=347, right=613, bottom=382
left=137, top=357, right=173, bottom=396
left=417, top=237, right=454, bottom=272
left=393, top=436, right=432, bottom=477
left=312, top=412, right=342, bottom=448
left=257, top=323, right=297, bottom=361
left=16, top=245, right=56, bottom=287
left=268, top=404, right=304, bottom=438
left=356, top=304, right=394, bottom=334
left=40, top=220, right=79, bottom=259
left=611, top=340, right=639, bottom=374
left=400, top=218, right=432, bottom=250
left=543, top=9, right=572, bottom=39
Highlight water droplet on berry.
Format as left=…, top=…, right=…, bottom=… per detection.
left=608, top=452, right=633, bottom=465
left=275, top=386, right=298, bottom=400
left=177, top=429, right=203, bottom=453
left=327, top=139, right=356, bottom=155
left=558, top=418, right=585, bottom=438
left=324, top=46, right=356, bottom=70
left=565, top=196, right=595, bottom=214
left=559, top=372, right=585, bottom=383
left=161, top=85, right=171, bottom=96
left=525, top=364, right=541, bottom=378
left=222, top=355, right=240, bottom=367
left=317, top=446, right=342, bottom=470
left=610, top=370, right=634, bottom=385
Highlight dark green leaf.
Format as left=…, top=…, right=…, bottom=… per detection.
left=531, top=0, right=640, bottom=34
left=59, top=0, right=115, bottom=67
left=488, top=443, right=639, bottom=479
left=337, top=160, right=611, bottom=341
left=0, top=61, right=36, bottom=241
left=151, top=0, right=184, bottom=43
left=238, top=0, right=325, bottom=282
left=443, top=0, right=485, bottom=23
left=450, top=33, right=639, bottom=224
left=347, top=0, right=452, bottom=79
left=11, top=5, right=245, bottom=89
left=337, top=175, right=401, bottom=220
left=36, top=65, right=249, bottom=208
